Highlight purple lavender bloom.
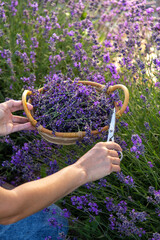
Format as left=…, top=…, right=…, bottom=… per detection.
left=154, top=191, right=160, bottom=204
left=103, top=52, right=110, bottom=63
left=60, top=209, right=71, bottom=218
left=0, top=2, right=6, bottom=22
left=74, top=61, right=81, bottom=68
left=129, top=209, right=148, bottom=222
left=154, top=59, right=160, bottom=68
left=23, top=9, right=29, bottom=19
left=98, top=178, right=107, bottom=187
left=106, top=63, right=120, bottom=79
left=120, top=121, right=128, bottom=128
left=49, top=54, right=62, bottom=66
left=109, top=214, right=116, bottom=230
left=116, top=172, right=136, bottom=188
left=104, top=197, right=115, bottom=212
left=75, top=42, right=82, bottom=50
left=30, top=51, right=36, bottom=64
left=30, top=37, right=39, bottom=49
left=155, top=82, right=160, bottom=88
left=11, top=0, right=18, bottom=16
left=48, top=217, right=58, bottom=227
left=120, top=140, right=127, bottom=150
left=149, top=186, right=155, bottom=195
left=157, top=7, right=160, bottom=12
left=144, top=121, right=151, bottom=130
left=88, top=202, right=99, bottom=215
left=130, top=134, right=144, bottom=158
left=106, top=197, right=146, bottom=237
left=57, top=232, right=66, bottom=240
left=20, top=52, right=30, bottom=66
left=155, top=208, right=160, bottom=217
left=0, top=49, right=12, bottom=59
left=45, top=237, right=52, bottom=240
left=16, top=34, right=26, bottom=49
left=146, top=8, right=154, bottom=14
left=104, top=40, right=112, bottom=47
left=0, top=29, right=4, bottom=37
left=117, top=201, right=127, bottom=214
left=107, top=63, right=118, bottom=75
left=148, top=161, right=154, bottom=168
left=140, top=94, right=147, bottom=102
left=71, top=194, right=99, bottom=215
left=30, top=1, right=38, bottom=16
left=149, top=233, right=160, bottom=240
left=147, top=196, right=155, bottom=204
left=92, top=73, right=105, bottom=84
left=67, top=30, right=75, bottom=36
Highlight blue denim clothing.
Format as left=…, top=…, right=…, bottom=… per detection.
left=0, top=204, right=68, bottom=240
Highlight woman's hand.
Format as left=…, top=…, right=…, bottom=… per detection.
left=75, top=141, right=122, bottom=182
left=0, top=100, right=35, bottom=136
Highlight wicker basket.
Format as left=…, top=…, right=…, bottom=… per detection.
left=22, top=81, right=129, bottom=145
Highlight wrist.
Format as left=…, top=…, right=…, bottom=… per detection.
left=70, top=163, right=88, bottom=186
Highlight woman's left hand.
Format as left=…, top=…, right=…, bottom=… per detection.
left=0, top=100, right=35, bottom=136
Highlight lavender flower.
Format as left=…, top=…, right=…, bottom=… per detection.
left=60, top=209, right=71, bottom=218
left=20, top=52, right=30, bottom=66
left=116, top=172, right=136, bottom=188
left=103, top=52, right=110, bottom=63
left=106, top=197, right=146, bottom=237
left=130, top=134, right=145, bottom=158
left=71, top=193, right=100, bottom=215
left=144, top=121, right=151, bottom=130
left=0, top=2, right=7, bottom=22
left=30, top=1, right=38, bottom=16
left=129, top=209, right=148, bottom=222
left=16, top=34, right=26, bottom=49
left=10, top=0, right=18, bottom=16
left=149, top=233, right=160, bottom=240
left=155, top=82, right=160, bottom=88
left=148, top=161, right=154, bottom=168
left=30, top=37, right=39, bottom=49
left=48, top=217, right=58, bottom=227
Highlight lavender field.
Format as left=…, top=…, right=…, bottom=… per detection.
left=0, top=0, right=160, bottom=239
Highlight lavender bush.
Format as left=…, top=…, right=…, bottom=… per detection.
left=0, top=0, right=160, bottom=239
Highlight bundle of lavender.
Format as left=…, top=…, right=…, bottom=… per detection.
left=30, top=74, right=119, bottom=137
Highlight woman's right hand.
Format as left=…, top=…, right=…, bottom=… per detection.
left=75, top=141, right=122, bottom=183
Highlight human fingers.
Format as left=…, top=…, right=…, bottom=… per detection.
left=7, top=100, right=33, bottom=112
left=96, top=142, right=122, bottom=152
left=12, top=115, right=29, bottom=123
left=12, top=122, right=35, bottom=133
left=26, top=102, right=33, bottom=111
left=108, top=149, right=118, bottom=157
left=111, top=164, right=121, bottom=173
left=110, top=156, right=120, bottom=165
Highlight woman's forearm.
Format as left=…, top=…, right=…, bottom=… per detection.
left=0, top=141, right=122, bottom=225
left=0, top=164, right=86, bottom=224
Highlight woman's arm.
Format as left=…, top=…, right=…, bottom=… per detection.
left=0, top=142, right=121, bottom=225
left=0, top=164, right=86, bottom=225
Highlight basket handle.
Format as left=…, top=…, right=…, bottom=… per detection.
left=106, top=84, right=129, bottom=118
left=22, top=90, right=37, bottom=126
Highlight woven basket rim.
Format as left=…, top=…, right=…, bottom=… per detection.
left=22, top=81, right=129, bottom=138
